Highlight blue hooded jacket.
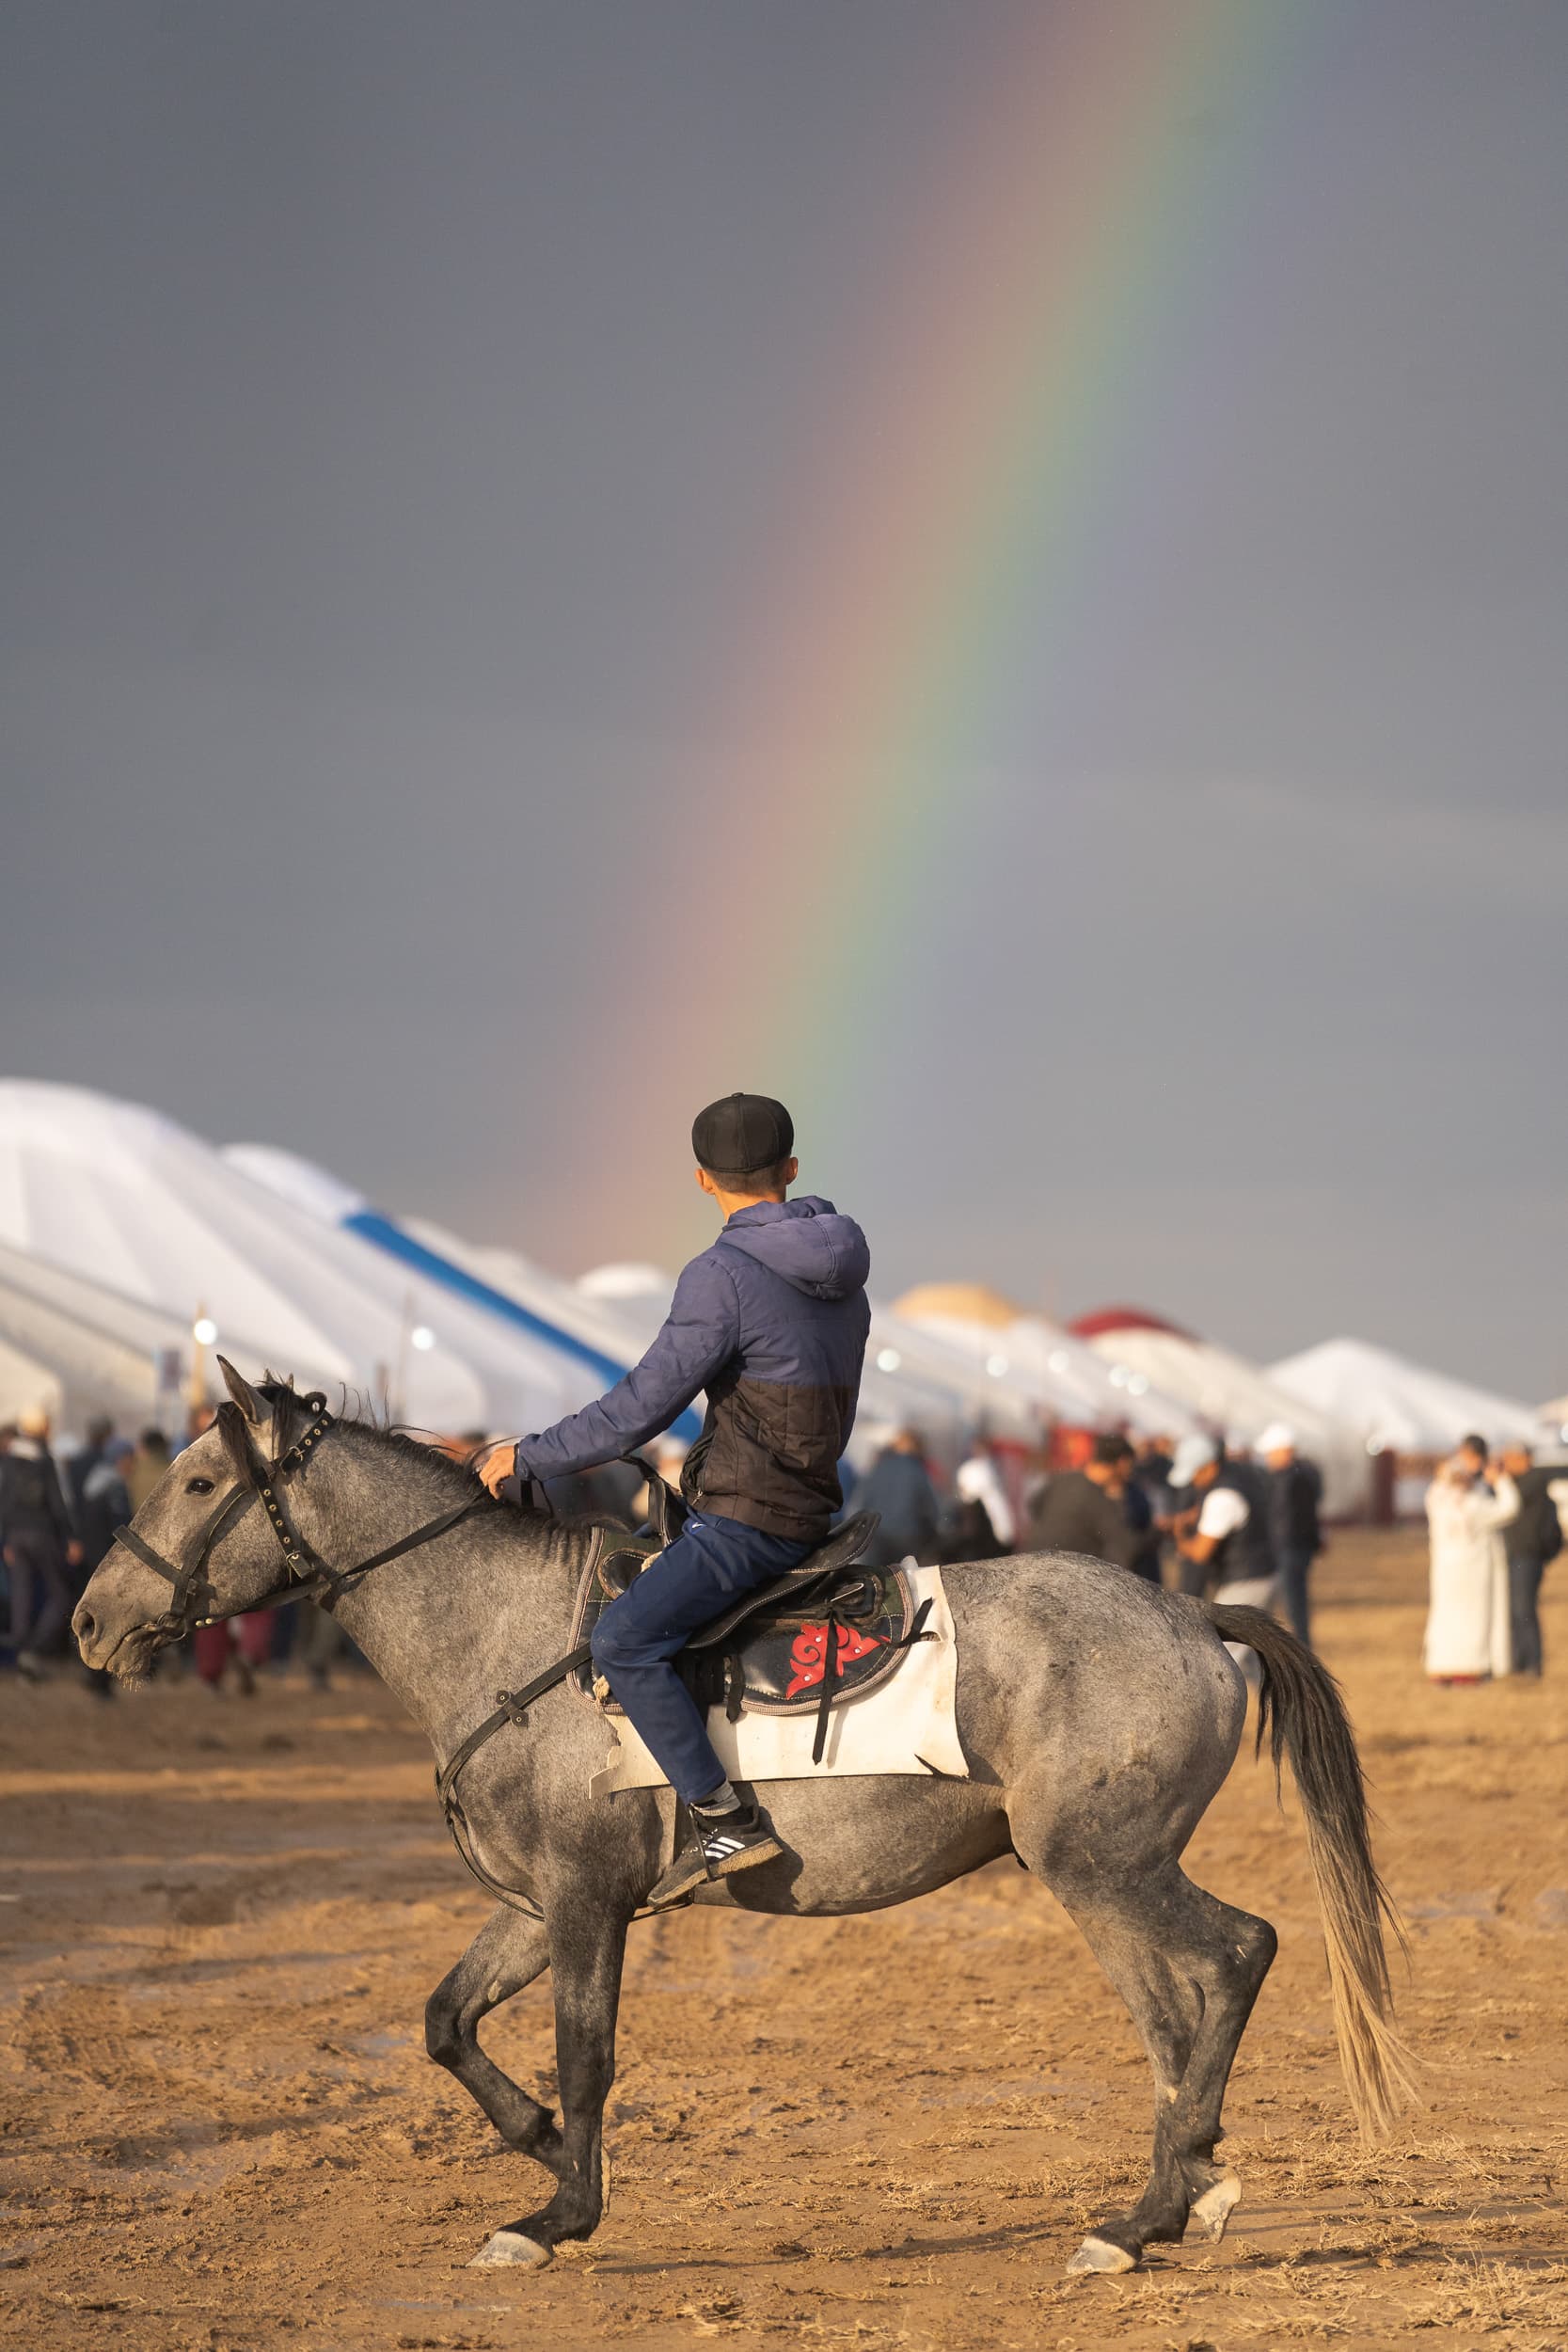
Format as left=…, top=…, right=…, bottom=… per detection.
left=515, top=1197, right=871, bottom=1540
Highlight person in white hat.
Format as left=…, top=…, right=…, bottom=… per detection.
left=1257, top=1423, right=1323, bottom=1648
left=1169, top=1434, right=1280, bottom=1679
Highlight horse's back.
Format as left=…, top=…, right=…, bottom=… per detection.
left=944, top=1549, right=1247, bottom=1801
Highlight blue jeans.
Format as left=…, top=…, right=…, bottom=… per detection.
left=590, top=1510, right=813, bottom=1805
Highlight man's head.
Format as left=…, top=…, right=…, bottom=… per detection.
left=1168, top=1433, right=1221, bottom=1493
left=1454, top=1432, right=1489, bottom=1479
left=1499, top=1439, right=1534, bottom=1477
left=889, top=1425, right=925, bottom=1458
left=86, top=1415, right=116, bottom=1451
left=18, top=1405, right=51, bottom=1442
left=1257, top=1421, right=1297, bottom=1470
left=691, top=1092, right=799, bottom=1214
left=1085, top=1432, right=1134, bottom=1491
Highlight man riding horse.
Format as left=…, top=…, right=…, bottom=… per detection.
left=480, top=1091, right=870, bottom=1906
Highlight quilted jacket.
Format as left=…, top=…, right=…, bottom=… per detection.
left=513, top=1198, right=871, bottom=1541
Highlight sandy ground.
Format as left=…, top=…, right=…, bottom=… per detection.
left=2, top=1528, right=1565, bottom=2352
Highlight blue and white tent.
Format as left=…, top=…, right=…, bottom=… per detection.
left=225, top=1143, right=702, bottom=1442
left=0, top=1080, right=627, bottom=1436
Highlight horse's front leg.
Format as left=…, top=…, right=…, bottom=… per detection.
left=425, top=1904, right=562, bottom=2169
left=470, top=1890, right=628, bottom=2267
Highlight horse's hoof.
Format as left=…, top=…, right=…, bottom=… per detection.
left=1067, top=2234, right=1137, bottom=2275
left=1184, top=2171, right=1243, bottom=2245
left=468, top=2229, right=552, bottom=2268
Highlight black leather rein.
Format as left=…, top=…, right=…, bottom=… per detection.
left=112, top=1396, right=486, bottom=1637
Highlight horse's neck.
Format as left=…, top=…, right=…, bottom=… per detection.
left=311, top=1454, right=581, bottom=1748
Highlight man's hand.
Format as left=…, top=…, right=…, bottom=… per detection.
left=476, top=1441, right=518, bottom=1499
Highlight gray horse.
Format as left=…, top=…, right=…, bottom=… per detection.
left=72, top=1365, right=1414, bottom=2276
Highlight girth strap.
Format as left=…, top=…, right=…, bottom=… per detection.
left=436, top=1640, right=594, bottom=1812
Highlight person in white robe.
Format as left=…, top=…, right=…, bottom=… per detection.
left=1423, top=1437, right=1518, bottom=1682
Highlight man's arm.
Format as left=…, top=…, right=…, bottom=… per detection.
left=484, top=1256, right=739, bottom=1492
left=1472, top=1471, right=1520, bottom=1533
left=1175, top=1486, right=1247, bottom=1568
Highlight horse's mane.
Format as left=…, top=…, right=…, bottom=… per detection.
left=254, top=1378, right=631, bottom=1539
left=252, top=1377, right=487, bottom=1502
left=347, top=1418, right=494, bottom=1498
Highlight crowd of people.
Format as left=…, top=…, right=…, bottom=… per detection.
left=840, top=1420, right=1559, bottom=1687
left=841, top=1421, right=1328, bottom=1654
left=4, top=1401, right=1558, bottom=1696
left=1423, top=1434, right=1560, bottom=1683
left=0, top=1405, right=346, bottom=1695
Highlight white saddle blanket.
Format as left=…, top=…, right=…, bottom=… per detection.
left=589, top=1564, right=966, bottom=1795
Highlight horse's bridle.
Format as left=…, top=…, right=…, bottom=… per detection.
left=112, top=1393, right=485, bottom=1638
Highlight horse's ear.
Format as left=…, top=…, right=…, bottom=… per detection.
left=217, top=1357, right=267, bottom=1427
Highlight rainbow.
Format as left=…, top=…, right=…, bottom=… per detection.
left=564, top=1, right=1309, bottom=1263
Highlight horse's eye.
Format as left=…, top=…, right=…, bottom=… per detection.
left=185, top=1475, right=215, bottom=1495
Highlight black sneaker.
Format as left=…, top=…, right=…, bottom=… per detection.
left=647, top=1801, right=784, bottom=1909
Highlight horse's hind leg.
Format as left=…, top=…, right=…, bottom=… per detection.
left=472, top=1893, right=627, bottom=2268
left=1036, top=1855, right=1275, bottom=2273
left=1152, top=1871, right=1277, bottom=2247
left=425, top=1905, right=562, bottom=2170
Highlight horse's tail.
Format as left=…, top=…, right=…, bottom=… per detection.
left=1206, top=1603, right=1419, bottom=2138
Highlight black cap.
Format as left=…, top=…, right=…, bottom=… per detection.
left=691, top=1092, right=795, bottom=1176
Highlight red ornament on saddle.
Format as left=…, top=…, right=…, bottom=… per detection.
left=784, top=1620, right=886, bottom=1701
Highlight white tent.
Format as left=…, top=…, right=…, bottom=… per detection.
left=861, top=1310, right=1051, bottom=1447
left=226, top=1143, right=704, bottom=1443
left=1073, top=1306, right=1369, bottom=1516
left=0, top=1081, right=573, bottom=1434
left=894, top=1284, right=1201, bottom=1441
left=0, top=1235, right=229, bottom=1433
left=1267, top=1337, right=1541, bottom=1458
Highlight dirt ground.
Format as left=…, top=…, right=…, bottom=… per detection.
left=2, top=1528, right=1565, bottom=2352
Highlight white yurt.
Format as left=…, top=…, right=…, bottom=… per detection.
left=0, top=1236, right=228, bottom=1434
left=1267, top=1337, right=1541, bottom=1458
left=894, top=1283, right=1201, bottom=1441
left=0, top=1081, right=575, bottom=1434
left=224, top=1141, right=687, bottom=1436
left=1538, top=1395, right=1568, bottom=1445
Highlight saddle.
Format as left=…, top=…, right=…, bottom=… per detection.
left=568, top=1507, right=932, bottom=1763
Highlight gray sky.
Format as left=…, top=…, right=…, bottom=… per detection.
left=5, top=2, right=1565, bottom=1398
